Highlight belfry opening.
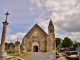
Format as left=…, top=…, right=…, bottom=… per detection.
left=33, top=46, right=38, bottom=52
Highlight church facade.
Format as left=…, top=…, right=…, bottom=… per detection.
left=22, top=20, right=56, bottom=52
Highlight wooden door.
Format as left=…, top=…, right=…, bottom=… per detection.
left=33, top=46, right=36, bottom=52
left=33, top=46, right=38, bottom=52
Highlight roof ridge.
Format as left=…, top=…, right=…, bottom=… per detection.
left=25, top=24, right=48, bottom=37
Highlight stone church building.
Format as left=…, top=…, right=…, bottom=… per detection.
left=22, top=20, right=56, bottom=52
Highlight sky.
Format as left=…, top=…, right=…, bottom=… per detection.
left=0, top=0, right=80, bottom=43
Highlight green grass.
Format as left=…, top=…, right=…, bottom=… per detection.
left=7, top=52, right=19, bottom=56
left=7, top=52, right=30, bottom=58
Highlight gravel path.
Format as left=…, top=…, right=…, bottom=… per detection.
left=23, top=52, right=56, bottom=60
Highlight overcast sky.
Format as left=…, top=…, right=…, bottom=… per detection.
left=0, top=0, right=80, bottom=43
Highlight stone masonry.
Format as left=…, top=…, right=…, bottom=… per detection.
left=22, top=20, right=56, bottom=52
left=0, top=20, right=9, bottom=57
left=15, top=40, right=20, bottom=54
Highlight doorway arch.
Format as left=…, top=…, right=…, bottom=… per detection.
left=33, top=46, right=38, bottom=52
left=32, top=42, right=39, bottom=52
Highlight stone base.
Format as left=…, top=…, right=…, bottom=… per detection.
left=0, top=51, right=7, bottom=58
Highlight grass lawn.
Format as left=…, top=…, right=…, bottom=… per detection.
left=7, top=52, right=19, bottom=56
left=7, top=52, right=28, bottom=58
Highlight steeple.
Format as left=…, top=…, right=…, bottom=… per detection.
left=48, top=20, right=54, bottom=34
left=48, top=20, right=56, bottom=50
left=49, top=20, right=54, bottom=26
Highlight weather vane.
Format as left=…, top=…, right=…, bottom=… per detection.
left=5, top=11, right=10, bottom=20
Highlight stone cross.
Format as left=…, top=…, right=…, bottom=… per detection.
left=5, top=12, right=10, bottom=20
left=0, top=12, right=9, bottom=57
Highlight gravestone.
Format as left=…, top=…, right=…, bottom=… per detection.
left=9, top=42, right=14, bottom=53
left=15, top=40, right=20, bottom=55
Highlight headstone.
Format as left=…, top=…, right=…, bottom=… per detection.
left=15, top=40, right=20, bottom=55
left=9, top=42, right=14, bottom=53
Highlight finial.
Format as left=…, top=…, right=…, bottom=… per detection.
left=48, top=19, right=53, bottom=26
left=5, top=11, right=10, bottom=20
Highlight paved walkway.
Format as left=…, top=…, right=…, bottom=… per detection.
left=23, top=52, right=56, bottom=60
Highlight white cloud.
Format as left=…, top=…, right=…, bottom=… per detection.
left=35, top=18, right=49, bottom=33
left=0, top=0, right=80, bottom=43
left=30, top=0, right=43, bottom=7
left=31, top=0, right=80, bottom=42
left=6, top=32, right=26, bottom=43
left=44, top=0, right=77, bottom=12
left=56, top=32, right=80, bottom=42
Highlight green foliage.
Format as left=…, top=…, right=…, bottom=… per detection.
left=62, top=37, right=73, bottom=48
left=55, top=38, right=62, bottom=48
left=56, top=37, right=80, bottom=48
left=73, top=42, right=79, bottom=47
left=78, top=42, right=80, bottom=46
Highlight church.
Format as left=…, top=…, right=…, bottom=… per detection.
left=22, top=20, right=56, bottom=52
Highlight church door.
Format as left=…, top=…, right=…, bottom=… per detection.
left=33, top=46, right=38, bottom=52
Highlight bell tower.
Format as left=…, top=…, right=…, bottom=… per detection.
left=48, top=20, right=55, bottom=50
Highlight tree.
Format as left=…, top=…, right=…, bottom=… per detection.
left=78, top=42, right=80, bottom=46
left=73, top=42, right=79, bottom=47
left=55, top=38, right=62, bottom=48
left=62, top=37, right=73, bottom=48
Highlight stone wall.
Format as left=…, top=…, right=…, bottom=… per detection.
left=22, top=24, right=48, bottom=52
left=22, top=20, right=56, bottom=52
left=5, top=43, right=15, bottom=53
left=15, top=41, right=20, bottom=54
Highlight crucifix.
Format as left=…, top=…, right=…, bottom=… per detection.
left=5, top=12, right=10, bottom=20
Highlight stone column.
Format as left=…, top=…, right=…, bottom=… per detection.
left=1, top=20, right=9, bottom=52
left=15, top=41, right=20, bottom=55
left=0, top=20, right=9, bottom=57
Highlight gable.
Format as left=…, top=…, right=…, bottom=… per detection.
left=24, top=24, right=48, bottom=38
